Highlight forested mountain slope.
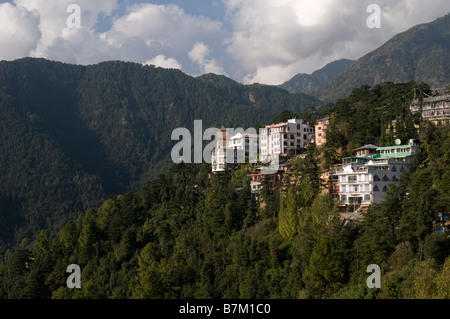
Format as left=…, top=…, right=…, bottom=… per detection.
left=0, top=58, right=319, bottom=253
left=1, top=82, right=449, bottom=299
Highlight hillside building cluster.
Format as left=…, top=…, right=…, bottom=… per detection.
left=328, top=140, right=419, bottom=220
left=211, top=117, right=331, bottom=173
left=211, top=116, right=421, bottom=220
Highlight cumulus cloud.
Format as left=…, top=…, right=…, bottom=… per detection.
left=14, top=0, right=118, bottom=58
left=0, top=0, right=448, bottom=85
left=188, top=42, right=226, bottom=75
left=144, top=54, right=182, bottom=69
left=223, top=0, right=373, bottom=84
left=0, top=1, right=225, bottom=73
left=0, top=2, right=41, bottom=60
left=108, top=3, right=225, bottom=74
left=223, top=0, right=450, bottom=84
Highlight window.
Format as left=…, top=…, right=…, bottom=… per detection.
left=373, top=174, right=380, bottom=181
left=391, top=166, right=397, bottom=172
left=373, top=185, right=379, bottom=192
left=348, top=175, right=357, bottom=182
left=364, top=195, right=371, bottom=201
left=382, top=175, right=389, bottom=181
left=341, top=195, right=347, bottom=201
left=382, top=185, right=389, bottom=192
left=392, top=175, right=398, bottom=181
left=400, top=166, right=405, bottom=172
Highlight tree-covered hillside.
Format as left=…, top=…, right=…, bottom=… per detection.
left=0, top=82, right=448, bottom=299
left=0, top=58, right=320, bottom=254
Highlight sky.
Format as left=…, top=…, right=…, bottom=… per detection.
left=0, top=0, right=449, bottom=85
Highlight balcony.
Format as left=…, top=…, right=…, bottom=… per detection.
left=341, top=189, right=371, bottom=194
left=422, top=111, right=450, bottom=120
left=329, top=164, right=344, bottom=174
left=344, top=179, right=370, bottom=184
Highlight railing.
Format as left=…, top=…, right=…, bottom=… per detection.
left=422, top=112, right=450, bottom=120
left=343, top=179, right=370, bottom=184
left=340, top=189, right=371, bottom=194
left=422, top=102, right=450, bottom=110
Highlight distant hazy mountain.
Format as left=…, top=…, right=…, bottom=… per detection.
left=278, top=59, right=354, bottom=94
left=316, top=13, right=450, bottom=102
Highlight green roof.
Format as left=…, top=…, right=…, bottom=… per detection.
left=373, top=152, right=411, bottom=159
left=376, top=145, right=411, bottom=150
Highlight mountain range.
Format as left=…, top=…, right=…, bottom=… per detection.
left=278, top=13, right=450, bottom=101
left=315, top=13, right=450, bottom=101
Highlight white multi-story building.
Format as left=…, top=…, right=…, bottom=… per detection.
left=259, top=118, right=314, bottom=162
left=229, top=132, right=259, bottom=163
left=211, top=126, right=230, bottom=173
left=211, top=127, right=259, bottom=173
left=332, top=140, right=419, bottom=211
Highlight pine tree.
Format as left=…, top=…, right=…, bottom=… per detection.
left=278, top=185, right=298, bottom=238
left=302, top=235, right=345, bottom=298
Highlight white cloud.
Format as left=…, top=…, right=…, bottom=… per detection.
left=0, top=1, right=226, bottom=74
left=144, top=54, right=182, bottom=69
left=381, top=0, right=450, bottom=34
left=0, top=3, right=41, bottom=60
left=188, top=42, right=225, bottom=75
left=0, top=0, right=448, bottom=85
left=222, top=0, right=450, bottom=84
left=45, top=27, right=115, bottom=65
left=223, top=0, right=369, bottom=84
left=14, top=0, right=118, bottom=58
left=109, top=3, right=225, bottom=74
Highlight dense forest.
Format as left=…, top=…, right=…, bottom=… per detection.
left=0, top=58, right=319, bottom=254
left=0, top=82, right=448, bottom=299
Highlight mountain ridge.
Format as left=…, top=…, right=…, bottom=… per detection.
left=278, top=59, right=355, bottom=94
left=315, top=13, right=450, bottom=102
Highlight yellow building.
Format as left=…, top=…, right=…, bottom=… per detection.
left=315, top=117, right=331, bottom=147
